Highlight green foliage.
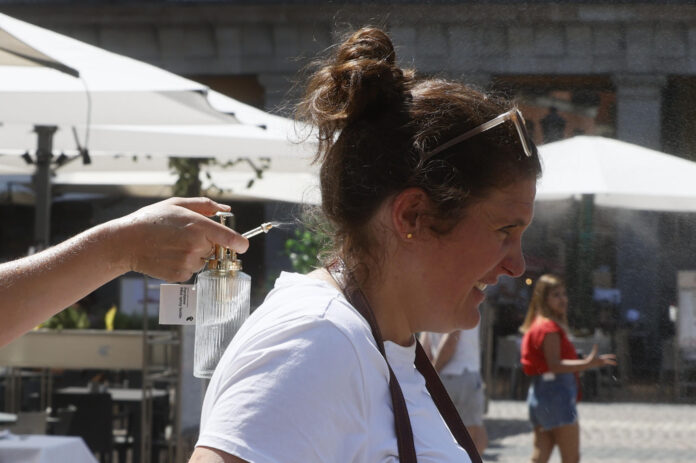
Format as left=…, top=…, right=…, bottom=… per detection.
left=39, top=305, right=160, bottom=331
left=169, top=157, right=210, bottom=197
left=284, top=225, right=331, bottom=274
left=39, top=305, right=90, bottom=330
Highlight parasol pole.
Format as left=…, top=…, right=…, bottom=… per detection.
left=32, top=125, right=57, bottom=251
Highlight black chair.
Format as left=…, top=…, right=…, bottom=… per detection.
left=113, top=402, right=135, bottom=463
left=115, top=392, right=170, bottom=463
left=48, top=404, right=77, bottom=436
left=150, top=395, right=172, bottom=463
left=53, top=392, right=113, bottom=462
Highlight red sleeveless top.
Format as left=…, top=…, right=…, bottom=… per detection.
left=520, top=317, right=578, bottom=376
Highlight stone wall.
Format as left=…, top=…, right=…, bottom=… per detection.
left=4, top=3, right=696, bottom=126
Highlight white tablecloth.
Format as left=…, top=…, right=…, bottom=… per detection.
left=0, top=434, right=97, bottom=463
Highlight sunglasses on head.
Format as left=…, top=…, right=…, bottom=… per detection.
left=423, top=108, right=534, bottom=161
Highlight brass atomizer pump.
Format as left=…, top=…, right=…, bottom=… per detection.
left=193, top=211, right=251, bottom=379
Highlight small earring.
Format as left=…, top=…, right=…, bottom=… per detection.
left=406, top=233, right=413, bottom=239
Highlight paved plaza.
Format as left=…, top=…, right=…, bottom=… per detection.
left=483, top=400, right=696, bottom=463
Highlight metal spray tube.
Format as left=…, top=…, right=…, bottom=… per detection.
left=193, top=212, right=251, bottom=379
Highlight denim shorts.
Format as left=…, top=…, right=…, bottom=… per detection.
left=527, top=373, right=578, bottom=431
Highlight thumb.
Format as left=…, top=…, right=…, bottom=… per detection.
left=588, top=343, right=598, bottom=359
left=206, top=222, right=250, bottom=254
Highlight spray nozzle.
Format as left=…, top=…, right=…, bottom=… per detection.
left=242, top=222, right=274, bottom=239
left=241, top=221, right=293, bottom=239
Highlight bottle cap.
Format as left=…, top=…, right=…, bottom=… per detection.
left=207, top=212, right=242, bottom=273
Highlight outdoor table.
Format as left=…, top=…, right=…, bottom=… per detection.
left=55, top=386, right=168, bottom=401
left=55, top=386, right=169, bottom=462
left=0, top=412, right=17, bottom=425
left=0, top=433, right=97, bottom=463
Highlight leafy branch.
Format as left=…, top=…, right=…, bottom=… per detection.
left=169, top=157, right=271, bottom=197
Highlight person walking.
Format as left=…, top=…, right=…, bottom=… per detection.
left=421, top=327, right=488, bottom=454
left=190, top=26, right=541, bottom=463
left=520, top=274, right=617, bottom=463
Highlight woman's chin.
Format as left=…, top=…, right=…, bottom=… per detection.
left=458, top=305, right=481, bottom=330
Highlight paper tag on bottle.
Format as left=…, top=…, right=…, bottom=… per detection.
left=159, top=284, right=196, bottom=325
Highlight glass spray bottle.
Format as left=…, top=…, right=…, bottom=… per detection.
left=194, top=211, right=251, bottom=379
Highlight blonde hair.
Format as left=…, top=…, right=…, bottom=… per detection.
left=519, top=274, right=568, bottom=333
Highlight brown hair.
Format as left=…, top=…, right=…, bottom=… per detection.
left=519, top=274, right=568, bottom=333
left=297, top=27, right=541, bottom=280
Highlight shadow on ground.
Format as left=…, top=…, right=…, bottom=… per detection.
left=482, top=418, right=533, bottom=461
left=484, top=417, right=532, bottom=441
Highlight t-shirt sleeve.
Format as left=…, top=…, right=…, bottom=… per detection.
left=531, top=319, right=562, bottom=348
left=537, top=318, right=562, bottom=336
left=197, top=315, right=372, bottom=463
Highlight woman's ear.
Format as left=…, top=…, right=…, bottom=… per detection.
left=391, top=187, right=430, bottom=241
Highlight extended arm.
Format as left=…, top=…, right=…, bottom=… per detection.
left=432, top=331, right=460, bottom=372
left=542, top=332, right=617, bottom=374
left=189, top=447, right=248, bottom=463
left=0, top=197, right=248, bottom=347
left=419, top=332, right=434, bottom=362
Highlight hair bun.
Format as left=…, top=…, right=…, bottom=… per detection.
left=298, top=27, right=414, bottom=163
left=299, top=27, right=411, bottom=144
left=336, top=27, right=397, bottom=67
left=330, top=27, right=408, bottom=122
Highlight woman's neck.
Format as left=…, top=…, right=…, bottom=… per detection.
left=311, top=266, right=415, bottom=346
left=361, top=271, right=415, bottom=346
left=539, top=314, right=569, bottom=332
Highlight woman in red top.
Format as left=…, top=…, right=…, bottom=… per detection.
left=520, top=274, right=616, bottom=463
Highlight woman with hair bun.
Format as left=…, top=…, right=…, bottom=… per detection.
left=190, top=26, right=541, bottom=463
left=520, top=274, right=617, bottom=463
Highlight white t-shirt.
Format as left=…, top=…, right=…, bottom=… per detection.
left=198, top=272, right=472, bottom=463
left=428, top=327, right=481, bottom=376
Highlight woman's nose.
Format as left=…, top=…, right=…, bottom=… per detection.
left=501, top=243, right=526, bottom=277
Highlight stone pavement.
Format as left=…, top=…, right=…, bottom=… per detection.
left=482, top=400, right=696, bottom=463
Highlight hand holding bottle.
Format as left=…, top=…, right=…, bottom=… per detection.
left=0, top=197, right=249, bottom=347
left=112, top=197, right=249, bottom=282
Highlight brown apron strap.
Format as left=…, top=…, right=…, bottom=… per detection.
left=415, top=342, right=483, bottom=463
left=339, top=269, right=417, bottom=462
left=327, top=263, right=482, bottom=463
